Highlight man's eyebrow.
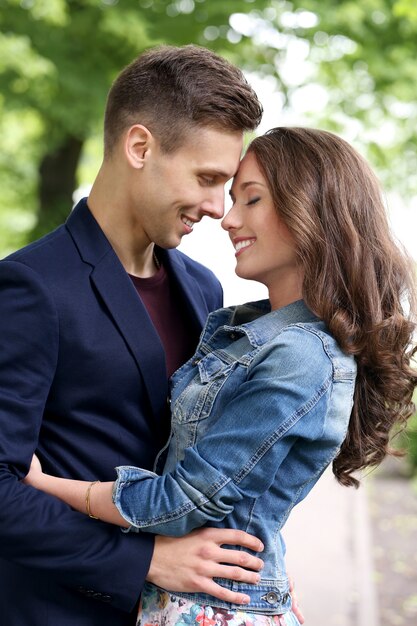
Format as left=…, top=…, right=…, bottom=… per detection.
left=201, top=169, right=235, bottom=179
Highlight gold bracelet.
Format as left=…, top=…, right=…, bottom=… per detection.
left=85, top=480, right=100, bottom=520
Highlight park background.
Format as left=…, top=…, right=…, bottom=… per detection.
left=0, top=1, right=416, bottom=625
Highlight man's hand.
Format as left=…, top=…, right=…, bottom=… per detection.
left=147, top=528, right=264, bottom=605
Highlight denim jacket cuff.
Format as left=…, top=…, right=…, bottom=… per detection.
left=113, top=466, right=158, bottom=532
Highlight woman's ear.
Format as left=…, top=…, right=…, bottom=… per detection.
left=124, top=124, right=153, bottom=169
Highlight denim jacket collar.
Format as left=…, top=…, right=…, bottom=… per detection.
left=201, top=299, right=318, bottom=349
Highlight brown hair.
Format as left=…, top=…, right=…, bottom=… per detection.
left=104, top=44, right=262, bottom=156
left=248, top=127, right=417, bottom=487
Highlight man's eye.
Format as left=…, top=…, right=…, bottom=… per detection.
left=201, top=176, right=215, bottom=186
left=247, top=196, right=260, bottom=206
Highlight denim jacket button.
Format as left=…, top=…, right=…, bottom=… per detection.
left=265, top=591, right=279, bottom=604
left=192, top=358, right=201, bottom=366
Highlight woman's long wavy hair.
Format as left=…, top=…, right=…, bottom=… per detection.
left=248, top=127, right=417, bottom=487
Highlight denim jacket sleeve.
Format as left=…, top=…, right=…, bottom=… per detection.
left=113, top=326, right=337, bottom=535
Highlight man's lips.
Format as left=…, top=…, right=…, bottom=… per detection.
left=181, top=215, right=198, bottom=233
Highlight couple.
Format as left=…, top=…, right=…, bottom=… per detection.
left=1, top=45, right=416, bottom=626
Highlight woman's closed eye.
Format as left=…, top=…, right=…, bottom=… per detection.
left=247, top=196, right=261, bottom=206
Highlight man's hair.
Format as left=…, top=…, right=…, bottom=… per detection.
left=103, top=44, right=262, bottom=156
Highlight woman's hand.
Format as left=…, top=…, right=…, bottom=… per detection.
left=23, top=454, right=44, bottom=488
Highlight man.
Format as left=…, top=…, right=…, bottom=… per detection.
left=0, top=45, right=265, bottom=625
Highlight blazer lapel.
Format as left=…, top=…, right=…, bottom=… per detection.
left=91, top=258, right=168, bottom=420
left=66, top=200, right=168, bottom=421
left=162, top=249, right=211, bottom=331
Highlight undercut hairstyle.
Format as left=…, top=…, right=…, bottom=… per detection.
left=248, top=127, right=417, bottom=487
left=104, top=45, right=263, bottom=156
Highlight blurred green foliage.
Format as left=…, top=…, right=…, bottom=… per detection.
left=1, top=0, right=417, bottom=247
left=393, top=388, right=417, bottom=478
left=0, top=0, right=274, bottom=244
left=1, top=0, right=417, bottom=248
left=287, top=0, right=417, bottom=197
left=406, top=395, right=417, bottom=473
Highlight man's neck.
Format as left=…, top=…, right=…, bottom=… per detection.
left=87, top=174, right=158, bottom=278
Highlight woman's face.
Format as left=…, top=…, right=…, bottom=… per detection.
left=222, top=151, right=303, bottom=307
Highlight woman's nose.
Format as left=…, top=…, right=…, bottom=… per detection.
left=221, top=204, right=240, bottom=231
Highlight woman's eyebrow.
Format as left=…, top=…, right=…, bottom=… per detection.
left=240, top=180, right=266, bottom=189
left=230, top=180, right=265, bottom=196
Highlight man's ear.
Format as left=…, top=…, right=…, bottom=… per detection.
left=124, top=124, right=153, bottom=169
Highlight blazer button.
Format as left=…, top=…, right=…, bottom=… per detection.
left=101, top=594, right=112, bottom=603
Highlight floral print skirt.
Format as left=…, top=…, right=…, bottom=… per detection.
left=137, top=583, right=299, bottom=626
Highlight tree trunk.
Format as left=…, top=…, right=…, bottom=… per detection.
left=31, top=135, right=84, bottom=240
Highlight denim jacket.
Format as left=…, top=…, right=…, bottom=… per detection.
left=113, top=300, right=356, bottom=613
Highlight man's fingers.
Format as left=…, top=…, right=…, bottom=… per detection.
left=206, top=528, right=264, bottom=552
left=209, top=564, right=261, bottom=585
left=217, top=546, right=264, bottom=571
left=198, top=578, right=250, bottom=605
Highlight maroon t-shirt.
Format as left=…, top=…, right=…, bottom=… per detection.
left=129, top=264, right=197, bottom=378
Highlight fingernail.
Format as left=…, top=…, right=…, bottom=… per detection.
left=258, top=541, right=264, bottom=551
left=242, top=595, right=250, bottom=604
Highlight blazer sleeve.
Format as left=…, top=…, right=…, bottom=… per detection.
left=113, top=328, right=338, bottom=535
left=0, top=261, right=152, bottom=613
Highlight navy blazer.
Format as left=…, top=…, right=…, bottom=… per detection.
left=0, top=199, right=223, bottom=626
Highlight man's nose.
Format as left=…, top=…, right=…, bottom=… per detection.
left=200, top=187, right=225, bottom=220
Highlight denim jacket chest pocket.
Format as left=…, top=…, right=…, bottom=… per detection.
left=174, top=353, right=238, bottom=424
left=170, top=355, right=235, bottom=454
left=171, top=332, right=257, bottom=450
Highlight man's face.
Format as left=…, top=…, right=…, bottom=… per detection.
left=133, top=127, right=243, bottom=249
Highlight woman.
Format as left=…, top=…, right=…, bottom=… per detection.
left=25, top=128, right=417, bottom=626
